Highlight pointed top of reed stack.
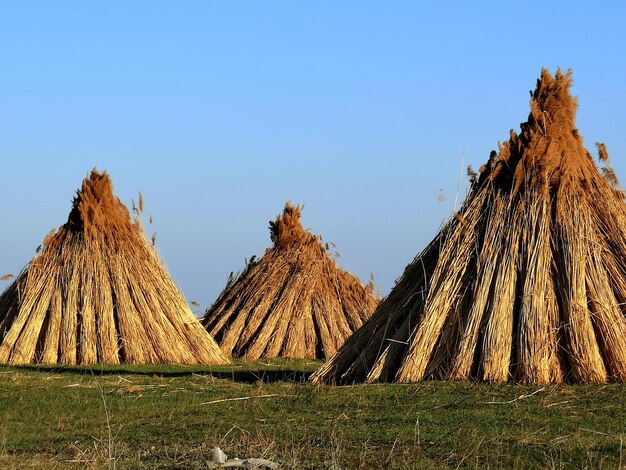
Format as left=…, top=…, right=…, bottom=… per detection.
left=0, top=169, right=229, bottom=366
left=312, top=68, right=626, bottom=386
left=480, top=68, right=600, bottom=194
left=269, top=203, right=316, bottom=247
left=203, top=202, right=378, bottom=360
left=66, top=169, right=131, bottom=234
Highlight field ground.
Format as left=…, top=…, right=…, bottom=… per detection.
left=0, top=359, right=625, bottom=469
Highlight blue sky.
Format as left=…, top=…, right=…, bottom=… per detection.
left=2, top=2, right=625, bottom=311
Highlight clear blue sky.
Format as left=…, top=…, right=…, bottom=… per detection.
left=2, top=2, right=625, bottom=312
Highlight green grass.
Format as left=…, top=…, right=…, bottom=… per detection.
left=1, top=360, right=625, bottom=469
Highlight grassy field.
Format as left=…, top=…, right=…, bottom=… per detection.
left=0, top=360, right=625, bottom=469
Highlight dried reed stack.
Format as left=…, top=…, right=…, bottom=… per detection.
left=0, top=170, right=229, bottom=365
left=203, top=203, right=378, bottom=359
left=312, top=68, right=626, bottom=385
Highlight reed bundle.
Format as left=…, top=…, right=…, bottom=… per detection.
left=312, top=68, right=626, bottom=385
left=203, top=203, right=378, bottom=359
left=0, top=170, right=229, bottom=365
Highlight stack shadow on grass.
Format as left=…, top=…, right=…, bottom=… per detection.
left=11, top=364, right=315, bottom=384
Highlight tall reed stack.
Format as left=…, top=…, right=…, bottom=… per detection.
left=0, top=170, right=229, bottom=365
left=312, top=68, right=626, bottom=385
left=203, top=203, right=378, bottom=359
